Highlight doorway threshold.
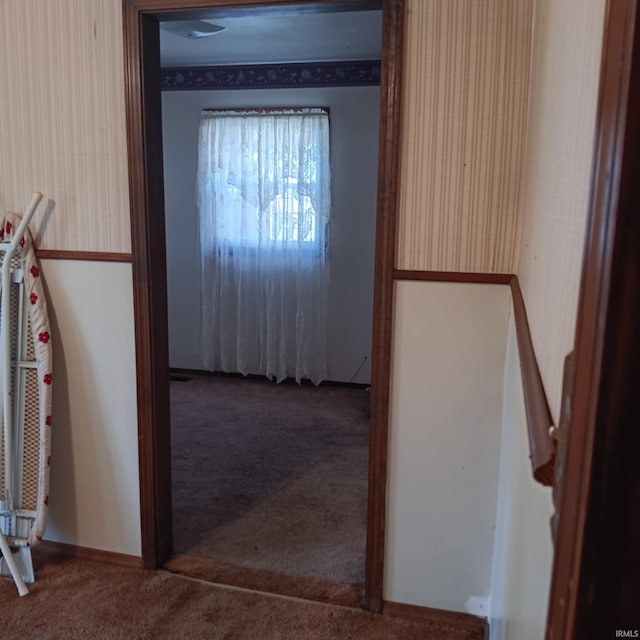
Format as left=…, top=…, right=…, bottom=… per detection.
left=163, top=553, right=363, bottom=608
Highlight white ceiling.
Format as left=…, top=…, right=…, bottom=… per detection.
left=159, top=10, right=382, bottom=67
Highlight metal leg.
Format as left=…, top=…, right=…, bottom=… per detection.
left=0, top=529, right=28, bottom=596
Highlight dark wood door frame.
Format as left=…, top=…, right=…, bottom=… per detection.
left=546, top=0, right=640, bottom=636
left=122, top=0, right=404, bottom=612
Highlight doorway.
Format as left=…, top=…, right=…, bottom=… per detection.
left=122, top=0, right=404, bottom=612
left=160, top=13, right=380, bottom=593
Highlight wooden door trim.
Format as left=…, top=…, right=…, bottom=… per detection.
left=546, top=0, right=639, bottom=636
left=123, top=1, right=173, bottom=569
left=122, top=0, right=404, bottom=611
left=365, top=0, right=404, bottom=612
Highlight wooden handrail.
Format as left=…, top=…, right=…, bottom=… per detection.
left=510, top=275, right=556, bottom=486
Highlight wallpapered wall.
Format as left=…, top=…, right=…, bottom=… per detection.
left=0, top=0, right=533, bottom=274
left=395, top=0, right=534, bottom=273
left=0, top=0, right=130, bottom=253
left=517, top=0, right=607, bottom=425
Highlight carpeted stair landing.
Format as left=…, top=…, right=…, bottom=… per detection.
left=0, top=553, right=485, bottom=640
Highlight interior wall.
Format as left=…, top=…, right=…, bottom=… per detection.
left=0, top=0, right=140, bottom=556
left=0, top=0, right=131, bottom=253
left=162, top=86, right=380, bottom=384
left=0, top=5, right=571, bottom=608
left=385, top=281, right=510, bottom=614
left=42, top=260, right=141, bottom=557
left=0, top=0, right=536, bottom=268
left=517, top=0, right=607, bottom=423
left=489, top=315, right=554, bottom=640
left=395, top=0, right=534, bottom=273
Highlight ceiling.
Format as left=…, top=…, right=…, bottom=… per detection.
left=159, top=10, right=383, bottom=67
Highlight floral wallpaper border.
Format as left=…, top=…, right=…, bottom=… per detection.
left=161, top=60, right=381, bottom=91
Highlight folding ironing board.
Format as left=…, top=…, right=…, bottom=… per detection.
left=0, top=193, right=52, bottom=596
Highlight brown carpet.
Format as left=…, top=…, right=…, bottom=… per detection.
left=170, top=374, right=368, bottom=587
left=165, top=553, right=362, bottom=607
left=0, top=552, right=484, bottom=640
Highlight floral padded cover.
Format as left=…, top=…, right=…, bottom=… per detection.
left=0, top=212, right=52, bottom=546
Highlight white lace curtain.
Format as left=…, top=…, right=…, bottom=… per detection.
left=197, top=108, right=331, bottom=384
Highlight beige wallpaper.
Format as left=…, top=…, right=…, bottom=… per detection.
left=396, top=0, right=534, bottom=273
left=0, top=0, right=130, bottom=253
left=0, top=0, right=534, bottom=263
left=517, top=0, right=607, bottom=424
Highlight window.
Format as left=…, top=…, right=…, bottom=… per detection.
left=197, top=108, right=330, bottom=255
left=197, top=108, right=331, bottom=384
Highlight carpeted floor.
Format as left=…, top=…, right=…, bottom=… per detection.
left=170, top=374, right=369, bottom=588
left=0, top=552, right=484, bottom=640
left=164, top=553, right=362, bottom=607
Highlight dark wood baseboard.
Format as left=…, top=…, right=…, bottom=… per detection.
left=393, top=269, right=514, bottom=284
left=383, top=600, right=487, bottom=635
left=36, top=250, right=133, bottom=262
left=35, top=540, right=143, bottom=569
